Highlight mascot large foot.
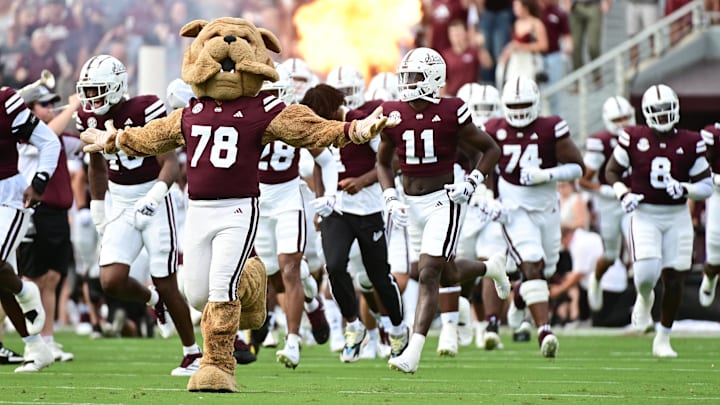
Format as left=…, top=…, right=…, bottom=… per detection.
left=187, top=301, right=240, bottom=393
left=238, top=256, right=268, bottom=330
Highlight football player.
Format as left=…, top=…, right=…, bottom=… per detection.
left=578, top=96, right=635, bottom=312
left=606, top=84, right=712, bottom=357
left=483, top=75, right=585, bottom=358
left=699, top=122, right=720, bottom=307
left=455, top=83, right=508, bottom=350
left=378, top=47, right=509, bottom=374
left=76, top=55, right=201, bottom=375
left=281, top=57, right=317, bottom=103
left=0, top=85, right=59, bottom=372
left=302, top=80, right=409, bottom=363
left=255, top=63, right=333, bottom=369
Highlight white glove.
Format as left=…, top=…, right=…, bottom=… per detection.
left=598, top=184, right=616, bottom=199
left=620, top=192, right=644, bottom=213
left=520, top=167, right=552, bottom=185
left=77, top=208, right=93, bottom=226
left=444, top=169, right=484, bottom=204
left=349, top=106, right=399, bottom=144
left=713, top=173, right=720, bottom=187
left=90, top=200, right=106, bottom=234
left=81, top=120, right=121, bottom=154
left=479, top=199, right=508, bottom=224
left=383, top=188, right=408, bottom=228
left=133, top=182, right=168, bottom=231
left=310, top=195, right=337, bottom=218
left=665, top=179, right=685, bottom=200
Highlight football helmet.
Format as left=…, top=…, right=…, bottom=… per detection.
left=76, top=55, right=128, bottom=115
left=501, top=76, right=539, bottom=128
left=326, top=65, right=365, bottom=109
left=366, top=72, right=399, bottom=101
left=457, top=83, right=501, bottom=126
left=397, top=47, right=446, bottom=103
left=641, top=84, right=679, bottom=133
left=602, top=96, right=636, bottom=135
left=281, top=57, right=314, bottom=103
left=261, top=62, right=296, bottom=106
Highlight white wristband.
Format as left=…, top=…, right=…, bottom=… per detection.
left=147, top=181, right=169, bottom=204
left=90, top=200, right=105, bottom=226
left=383, top=188, right=399, bottom=202
left=612, top=182, right=629, bottom=200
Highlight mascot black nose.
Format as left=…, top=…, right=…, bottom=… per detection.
left=224, top=35, right=237, bottom=44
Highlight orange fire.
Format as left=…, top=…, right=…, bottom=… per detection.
left=294, top=0, right=422, bottom=82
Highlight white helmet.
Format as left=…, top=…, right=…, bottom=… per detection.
left=457, top=83, right=501, bottom=126
left=77, top=55, right=128, bottom=115
left=602, top=96, right=635, bottom=135
left=366, top=72, right=399, bottom=101
left=261, top=62, right=296, bottom=105
left=641, top=84, right=679, bottom=133
left=397, top=47, right=446, bottom=103
left=281, top=58, right=314, bottom=103
left=326, top=65, right=365, bottom=109
left=501, top=76, right=539, bottom=128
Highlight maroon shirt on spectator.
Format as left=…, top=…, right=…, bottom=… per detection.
left=541, top=4, right=570, bottom=54
left=41, top=137, right=73, bottom=210
left=76, top=95, right=166, bottom=185
left=15, top=51, right=62, bottom=87
left=381, top=98, right=470, bottom=177
left=441, top=47, right=480, bottom=96
left=429, top=0, right=468, bottom=52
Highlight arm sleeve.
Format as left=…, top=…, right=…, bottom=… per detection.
left=28, top=121, right=61, bottom=177
left=313, top=149, right=338, bottom=196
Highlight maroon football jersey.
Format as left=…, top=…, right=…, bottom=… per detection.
left=484, top=116, right=569, bottom=185
left=41, top=137, right=73, bottom=210
left=381, top=98, right=470, bottom=178
left=338, top=100, right=382, bottom=181
left=618, top=126, right=706, bottom=205
left=181, top=94, right=285, bottom=199
left=76, top=95, right=166, bottom=185
left=258, top=141, right=300, bottom=184
left=701, top=123, right=720, bottom=173
left=585, top=130, right=618, bottom=186
left=0, top=87, right=32, bottom=180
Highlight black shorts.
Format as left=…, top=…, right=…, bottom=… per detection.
left=17, top=205, right=72, bottom=278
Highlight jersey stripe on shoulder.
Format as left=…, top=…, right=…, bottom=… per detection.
left=585, top=137, right=604, bottom=152
left=75, top=114, right=85, bottom=131
left=618, top=130, right=630, bottom=147
left=554, top=119, right=569, bottom=138
left=5, top=92, right=24, bottom=116
left=697, top=139, right=707, bottom=154
left=263, top=95, right=282, bottom=113
left=457, top=102, right=471, bottom=125
left=701, top=129, right=715, bottom=146
left=145, top=99, right=166, bottom=123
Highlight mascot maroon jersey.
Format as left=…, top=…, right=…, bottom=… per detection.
left=381, top=97, right=470, bottom=177
left=76, top=95, right=166, bottom=185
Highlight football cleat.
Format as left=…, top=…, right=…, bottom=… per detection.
left=305, top=299, right=330, bottom=345
left=340, top=324, right=366, bottom=363
left=436, top=322, right=458, bottom=357
left=389, top=325, right=410, bottom=358
left=699, top=274, right=718, bottom=307
left=234, top=335, right=257, bottom=365
left=276, top=336, right=300, bottom=369
left=587, top=275, right=603, bottom=311
left=539, top=330, right=559, bottom=358
left=359, top=333, right=379, bottom=360
left=484, top=253, right=511, bottom=299
left=0, top=344, right=23, bottom=364
left=513, top=321, right=532, bottom=342
left=50, top=342, right=74, bottom=362
left=483, top=331, right=502, bottom=351
left=149, top=287, right=175, bottom=338
left=387, top=349, right=419, bottom=374
left=14, top=339, right=53, bottom=373
left=631, top=291, right=655, bottom=334
left=457, top=297, right=473, bottom=347
left=171, top=352, right=202, bottom=376
left=262, top=329, right=280, bottom=348
left=16, top=281, right=46, bottom=336
left=652, top=332, right=678, bottom=358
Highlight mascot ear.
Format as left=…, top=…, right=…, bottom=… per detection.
left=258, top=28, right=282, bottom=54
left=180, top=20, right=209, bottom=38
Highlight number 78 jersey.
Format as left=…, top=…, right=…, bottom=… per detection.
left=380, top=98, right=470, bottom=177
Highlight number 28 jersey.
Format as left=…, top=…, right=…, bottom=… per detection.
left=380, top=98, right=471, bottom=177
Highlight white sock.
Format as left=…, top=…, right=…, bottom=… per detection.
left=147, top=288, right=159, bottom=307
left=22, top=334, right=40, bottom=344
left=304, top=297, right=319, bottom=313
left=286, top=333, right=300, bottom=347
left=380, top=316, right=392, bottom=331
left=16, top=280, right=29, bottom=299
left=390, top=322, right=406, bottom=336
left=657, top=325, right=672, bottom=336
left=440, top=312, right=459, bottom=325
left=183, top=344, right=200, bottom=356
left=406, top=333, right=426, bottom=356
left=367, top=328, right=379, bottom=341
left=347, top=319, right=363, bottom=331
left=42, top=335, right=54, bottom=345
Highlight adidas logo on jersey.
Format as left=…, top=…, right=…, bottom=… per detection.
left=676, top=147, right=684, bottom=154
left=530, top=133, right=539, bottom=140
left=432, top=115, right=441, bottom=122
left=124, top=118, right=133, bottom=126
left=233, top=110, right=244, bottom=118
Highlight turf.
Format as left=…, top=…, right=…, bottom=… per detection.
left=2, top=330, right=719, bottom=404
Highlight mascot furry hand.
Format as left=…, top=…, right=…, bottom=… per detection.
left=81, top=17, right=397, bottom=394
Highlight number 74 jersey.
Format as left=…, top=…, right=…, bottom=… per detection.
left=380, top=98, right=471, bottom=177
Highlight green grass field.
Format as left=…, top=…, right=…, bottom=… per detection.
left=2, top=330, right=719, bottom=404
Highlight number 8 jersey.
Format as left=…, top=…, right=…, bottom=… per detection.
left=380, top=97, right=470, bottom=177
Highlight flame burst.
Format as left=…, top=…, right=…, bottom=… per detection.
left=294, top=0, right=422, bottom=81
